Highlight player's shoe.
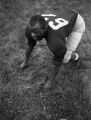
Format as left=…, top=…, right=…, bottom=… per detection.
left=70, top=52, right=79, bottom=62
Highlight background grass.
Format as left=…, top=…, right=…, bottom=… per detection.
left=0, top=0, right=91, bottom=120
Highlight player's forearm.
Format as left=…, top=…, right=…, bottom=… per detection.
left=23, top=46, right=33, bottom=65
left=49, top=65, right=61, bottom=81
left=43, top=65, right=61, bottom=89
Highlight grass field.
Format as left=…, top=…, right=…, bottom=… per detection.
left=0, top=0, right=91, bottom=120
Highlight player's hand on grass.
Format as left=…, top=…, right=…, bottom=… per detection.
left=43, top=80, right=53, bottom=90
left=20, top=61, right=27, bottom=69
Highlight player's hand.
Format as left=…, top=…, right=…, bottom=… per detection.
left=43, top=80, right=53, bottom=90
left=20, top=61, right=27, bottom=69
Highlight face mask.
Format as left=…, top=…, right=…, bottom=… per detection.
left=29, top=23, right=47, bottom=40
left=31, top=29, right=45, bottom=41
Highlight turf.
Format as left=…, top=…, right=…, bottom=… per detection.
left=0, top=0, right=91, bottom=120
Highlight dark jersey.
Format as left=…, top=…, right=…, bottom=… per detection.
left=25, top=9, right=78, bottom=60
left=25, top=26, right=36, bottom=48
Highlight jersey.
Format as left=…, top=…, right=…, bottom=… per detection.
left=25, top=9, right=78, bottom=62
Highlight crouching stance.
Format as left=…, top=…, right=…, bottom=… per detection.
left=20, top=9, right=85, bottom=89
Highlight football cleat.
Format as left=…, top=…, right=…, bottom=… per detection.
left=70, top=52, right=79, bottom=62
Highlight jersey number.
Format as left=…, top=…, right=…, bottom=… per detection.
left=42, top=14, right=68, bottom=30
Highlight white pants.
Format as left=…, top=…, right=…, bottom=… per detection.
left=63, top=13, right=86, bottom=63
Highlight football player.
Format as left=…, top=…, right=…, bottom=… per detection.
left=20, top=9, right=85, bottom=89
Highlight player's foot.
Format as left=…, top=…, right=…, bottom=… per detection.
left=70, top=52, right=79, bottom=62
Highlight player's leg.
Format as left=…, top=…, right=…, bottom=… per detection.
left=63, top=13, right=85, bottom=63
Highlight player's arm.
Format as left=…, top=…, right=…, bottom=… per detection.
left=43, top=57, right=63, bottom=89
left=20, top=27, right=36, bottom=69
left=43, top=41, right=67, bottom=90
left=50, top=43, right=67, bottom=82
left=20, top=44, right=34, bottom=69
left=43, top=64, right=61, bottom=90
